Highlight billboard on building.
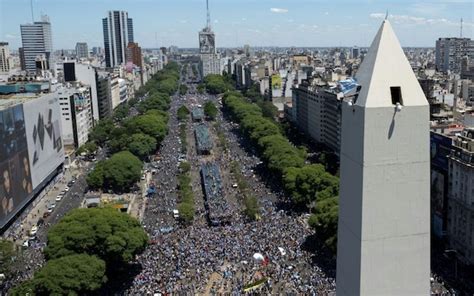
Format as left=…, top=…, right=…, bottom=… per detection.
left=23, top=94, right=65, bottom=188
left=0, top=104, right=33, bottom=228
left=271, top=74, right=281, bottom=90
left=430, top=132, right=452, bottom=171
left=431, top=170, right=446, bottom=238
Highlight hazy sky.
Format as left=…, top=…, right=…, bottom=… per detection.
left=1, top=0, right=473, bottom=50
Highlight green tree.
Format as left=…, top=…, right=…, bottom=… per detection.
left=127, top=114, right=168, bottom=142
left=127, top=133, right=157, bottom=160
left=177, top=105, right=190, bottom=121
left=88, top=119, right=114, bottom=147
left=76, top=141, right=97, bottom=156
left=113, top=104, right=129, bottom=123
left=178, top=161, right=191, bottom=173
left=257, top=101, right=278, bottom=119
left=178, top=202, right=194, bottom=224
left=179, top=84, right=188, bottom=95
left=137, top=93, right=170, bottom=114
left=11, top=254, right=107, bottom=296
left=309, top=196, right=339, bottom=253
left=197, top=83, right=205, bottom=94
left=0, top=239, right=15, bottom=277
left=102, top=151, right=142, bottom=192
left=203, top=74, right=234, bottom=94
left=203, top=101, right=218, bottom=120
left=86, top=161, right=105, bottom=189
left=86, top=151, right=142, bottom=192
left=243, top=195, right=259, bottom=220
left=44, top=208, right=148, bottom=266
left=283, top=164, right=339, bottom=205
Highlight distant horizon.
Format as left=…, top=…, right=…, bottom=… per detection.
left=7, top=45, right=438, bottom=53
left=1, top=0, right=472, bottom=50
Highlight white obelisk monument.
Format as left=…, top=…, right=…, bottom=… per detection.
left=336, top=19, right=430, bottom=295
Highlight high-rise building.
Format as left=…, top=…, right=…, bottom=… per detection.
left=102, top=11, right=134, bottom=68
left=56, top=85, right=93, bottom=148
left=351, top=46, right=360, bottom=59
left=447, top=128, right=474, bottom=265
left=19, top=47, right=26, bottom=71
left=97, top=72, right=113, bottom=119
left=91, top=46, right=102, bottom=56
left=435, top=37, right=474, bottom=73
left=20, top=15, right=53, bottom=74
left=337, top=20, right=430, bottom=295
left=198, top=0, right=221, bottom=77
left=292, top=79, right=345, bottom=154
left=75, top=42, right=89, bottom=59
left=126, top=42, right=143, bottom=68
left=0, top=42, right=11, bottom=74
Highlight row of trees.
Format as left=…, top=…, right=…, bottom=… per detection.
left=230, top=161, right=259, bottom=220
left=12, top=208, right=148, bottom=295
left=86, top=62, right=180, bottom=193
left=222, top=91, right=340, bottom=252
left=177, top=162, right=194, bottom=223
left=202, top=74, right=234, bottom=94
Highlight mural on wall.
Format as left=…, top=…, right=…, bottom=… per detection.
left=0, top=105, right=33, bottom=226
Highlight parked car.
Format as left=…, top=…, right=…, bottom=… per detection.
left=55, top=194, right=63, bottom=202
left=173, top=209, right=179, bottom=219
left=29, top=225, right=38, bottom=236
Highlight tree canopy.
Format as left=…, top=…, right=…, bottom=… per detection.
left=88, top=119, right=114, bottom=147
left=127, top=133, right=157, bottom=160
left=44, top=208, right=148, bottom=265
left=86, top=151, right=142, bottom=192
left=0, top=239, right=15, bottom=277
left=126, top=114, right=168, bottom=142
left=177, top=105, right=190, bottom=121
left=11, top=254, right=106, bottom=296
left=203, top=74, right=234, bottom=94
left=203, top=101, right=218, bottom=120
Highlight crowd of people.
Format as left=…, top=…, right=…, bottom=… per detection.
left=127, top=88, right=337, bottom=295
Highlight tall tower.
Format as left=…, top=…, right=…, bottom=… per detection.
left=0, top=42, right=11, bottom=74
left=20, top=15, right=53, bottom=74
left=336, top=20, right=430, bottom=295
left=102, top=11, right=134, bottom=68
left=198, top=0, right=220, bottom=77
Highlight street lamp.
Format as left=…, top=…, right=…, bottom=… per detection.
left=444, top=249, right=458, bottom=280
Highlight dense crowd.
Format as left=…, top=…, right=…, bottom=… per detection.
left=127, top=88, right=337, bottom=295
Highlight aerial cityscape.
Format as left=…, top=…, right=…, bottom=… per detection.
left=0, top=0, right=473, bottom=295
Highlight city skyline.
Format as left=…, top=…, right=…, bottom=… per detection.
left=1, top=0, right=473, bottom=50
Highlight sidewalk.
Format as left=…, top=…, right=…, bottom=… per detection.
left=128, top=171, right=152, bottom=221
left=3, top=162, right=82, bottom=246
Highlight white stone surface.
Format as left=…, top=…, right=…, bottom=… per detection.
left=336, top=20, right=430, bottom=296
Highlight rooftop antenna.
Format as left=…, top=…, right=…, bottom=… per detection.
left=206, top=0, right=211, bottom=29
left=385, top=10, right=389, bottom=20
left=460, top=18, right=463, bottom=38
left=30, top=0, right=34, bottom=22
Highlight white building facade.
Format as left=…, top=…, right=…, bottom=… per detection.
left=57, top=86, right=93, bottom=148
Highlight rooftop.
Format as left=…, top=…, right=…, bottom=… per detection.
left=0, top=93, right=42, bottom=111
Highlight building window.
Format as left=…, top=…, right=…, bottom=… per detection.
left=390, top=86, right=403, bottom=105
